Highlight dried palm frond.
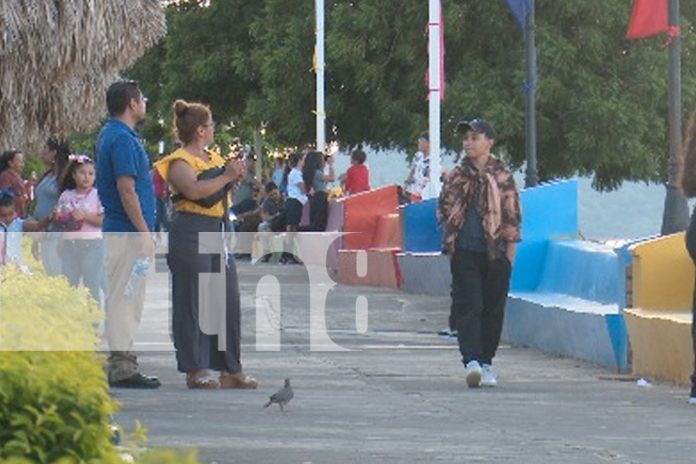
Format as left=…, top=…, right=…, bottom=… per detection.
left=0, top=0, right=166, bottom=153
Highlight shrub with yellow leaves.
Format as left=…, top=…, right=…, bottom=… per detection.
left=0, top=264, right=120, bottom=462
left=0, top=254, right=200, bottom=463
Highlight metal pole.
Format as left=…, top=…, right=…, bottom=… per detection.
left=315, top=0, right=326, bottom=153
left=524, top=0, right=539, bottom=188
left=428, top=0, right=442, bottom=199
left=254, top=127, right=263, bottom=180
left=661, top=0, right=688, bottom=234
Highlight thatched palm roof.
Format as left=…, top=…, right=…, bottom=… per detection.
left=0, top=0, right=166, bottom=153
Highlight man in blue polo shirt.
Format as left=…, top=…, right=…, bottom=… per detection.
left=96, top=80, right=159, bottom=389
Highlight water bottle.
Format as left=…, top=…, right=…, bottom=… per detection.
left=124, top=258, right=150, bottom=298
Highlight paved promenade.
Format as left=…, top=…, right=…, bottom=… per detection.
left=113, top=259, right=696, bottom=464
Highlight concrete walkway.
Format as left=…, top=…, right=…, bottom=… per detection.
left=113, top=260, right=696, bottom=464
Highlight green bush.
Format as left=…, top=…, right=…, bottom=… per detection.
left=0, top=265, right=120, bottom=463
left=0, top=263, right=199, bottom=463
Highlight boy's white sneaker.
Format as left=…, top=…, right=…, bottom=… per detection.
left=465, top=361, right=482, bottom=388
left=480, top=364, right=497, bottom=387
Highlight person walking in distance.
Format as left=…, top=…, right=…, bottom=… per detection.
left=96, top=80, right=160, bottom=389
left=438, top=118, right=521, bottom=388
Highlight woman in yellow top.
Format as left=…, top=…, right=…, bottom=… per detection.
left=156, top=99, right=257, bottom=390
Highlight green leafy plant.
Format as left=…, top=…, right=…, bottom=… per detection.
left=0, top=266, right=120, bottom=463
left=0, top=255, right=200, bottom=463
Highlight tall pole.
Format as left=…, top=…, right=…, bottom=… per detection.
left=254, top=127, right=263, bottom=180
left=315, top=0, right=326, bottom=153
left=427, top=0, right=442, bottom=199
left=661, top=0, right=688, bottom=234
left=524, top=0, right=539, bottom=188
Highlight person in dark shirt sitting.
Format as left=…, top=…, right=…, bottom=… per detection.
left=258, top=182, right=285, bottom=232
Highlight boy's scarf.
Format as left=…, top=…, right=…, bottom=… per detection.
left=438, top=157, right=503, bottom=258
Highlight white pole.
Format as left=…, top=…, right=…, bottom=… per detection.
left=428, top=0, right=442, bottom=199
left=316, top=0, right=326, bottom=153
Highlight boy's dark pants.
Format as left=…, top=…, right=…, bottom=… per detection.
left=450, top=247, right=512, bottom=365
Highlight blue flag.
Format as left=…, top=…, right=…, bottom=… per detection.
left=505, top=0, right=532, bottom=30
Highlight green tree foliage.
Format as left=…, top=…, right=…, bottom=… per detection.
left=125, top=0, right=696, bottom=190
left=327, top=1, right=430, bottom=149
left=247, top=0, right=316, bottom=147
left=129, top=1, right=265, bottom=152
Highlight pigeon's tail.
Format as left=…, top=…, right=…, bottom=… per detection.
left=263, top=400, right=272, bottom=408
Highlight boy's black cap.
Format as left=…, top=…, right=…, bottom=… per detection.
left=456, top=118, right=496, bottom=139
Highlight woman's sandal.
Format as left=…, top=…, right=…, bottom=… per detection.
left=186, top=370, right=220, bottom=389
left=220, top=371, right=258, bottom=389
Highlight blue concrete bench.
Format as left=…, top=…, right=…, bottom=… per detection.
left=534, top=240, right=624, bottom=304
left=504, top=239, right=630, bottom=372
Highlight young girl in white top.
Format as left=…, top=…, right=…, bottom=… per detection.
left=54, top=154, right=104, bottom=304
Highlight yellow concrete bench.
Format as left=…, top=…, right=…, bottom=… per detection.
left=624, top=309, right=692, bottom=384
left=625, top=233, right=694, bottom=384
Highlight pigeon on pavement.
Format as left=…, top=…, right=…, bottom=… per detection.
left=264, top=378, right=293, bottom=412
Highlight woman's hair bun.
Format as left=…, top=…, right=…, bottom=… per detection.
left=173, top=99, right=189, bottom=117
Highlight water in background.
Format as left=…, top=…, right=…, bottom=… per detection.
left=330, top=147, right=686, bottom=241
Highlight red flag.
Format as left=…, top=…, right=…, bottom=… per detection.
left=626, top=0, right=668, bottom=40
